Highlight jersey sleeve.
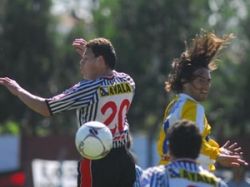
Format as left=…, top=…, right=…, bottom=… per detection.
left=202, top=138, right=220, bottom=160
left=46, top=80, right=100, bottom=115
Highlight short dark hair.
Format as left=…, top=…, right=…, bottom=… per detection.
left=165, top=31, right=234, bottom=93
left=168, top=120, right=202, bottom=159
left=86, top=38, right=116, bottom=69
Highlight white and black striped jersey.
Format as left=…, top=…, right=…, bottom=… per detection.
left=46, top=70, right=135, bottom=148
left=140, top=159, right=227, bottom=187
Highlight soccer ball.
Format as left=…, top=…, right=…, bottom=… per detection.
left=75, top=121, right=113, bottom=160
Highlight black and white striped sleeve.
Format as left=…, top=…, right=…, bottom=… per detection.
left=46, top=80, right=100, bottom=115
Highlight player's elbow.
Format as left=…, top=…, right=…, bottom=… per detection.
left=42, top=111, right=51, bottom=117
left=36, top=110, right=51, bottom=117
left=37, top=104, right=52, bottom=117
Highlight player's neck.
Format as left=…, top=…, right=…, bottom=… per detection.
left=100, top=69, right=114, bottom=78
left=171, top=158, right=197, bottom=163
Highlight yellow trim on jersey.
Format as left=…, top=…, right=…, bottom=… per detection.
left=99, top=82, right=132, bottom=97
left=179, top=169, right=218, bottom=185
left=157, top=93, right=220, bottom=171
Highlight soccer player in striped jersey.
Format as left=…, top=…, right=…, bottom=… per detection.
left=141, top=120, right=228, bottom=187
left=0, top=38, right=136, bottom=187
left=157, top=31, right=248, bottom=171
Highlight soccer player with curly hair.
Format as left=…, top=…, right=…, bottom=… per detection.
left=157, top=31, right=248, bottom=171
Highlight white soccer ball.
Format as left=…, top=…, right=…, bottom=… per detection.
left=75, top=121, right=113, bottom=160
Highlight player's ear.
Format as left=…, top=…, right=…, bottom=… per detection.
left=97, top=56, right=106, bottom=66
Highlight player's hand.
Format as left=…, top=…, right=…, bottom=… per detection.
left=220, top=140, right=243, bottom=156
left=217, top=153, right=248, bottom=168
left=72, top=38, right=87, bottom=57
left=0, top=77, right=22, bottom=96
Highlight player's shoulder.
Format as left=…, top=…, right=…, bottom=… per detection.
left=113, top=70, right=130, bottom=76
left=140, top=165, right=166, bottom=187
left=113, top=71, right=135, bottom=89
left=199, top=168, right=227, bottom=186
left=79, top=79, right=103, bottom=87
left=67, top=79, right=102, bottom=93
left=141, top=165, right=166, bottom=178
left=177, top=93, right=204, bottom=110
left=114, top=70, right=134, bottom=80
left=178, top=93, right=198, bottom=104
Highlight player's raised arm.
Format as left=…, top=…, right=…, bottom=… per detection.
left=0, top=77, right=50, bottom=117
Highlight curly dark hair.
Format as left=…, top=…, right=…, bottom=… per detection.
left=165, top=31, right=234, bottom=93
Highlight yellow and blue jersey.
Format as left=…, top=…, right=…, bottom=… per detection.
left=157, top=93, right=220, bottom=171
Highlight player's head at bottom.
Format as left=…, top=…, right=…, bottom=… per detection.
left=167, top=120, right=202, bottom=160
